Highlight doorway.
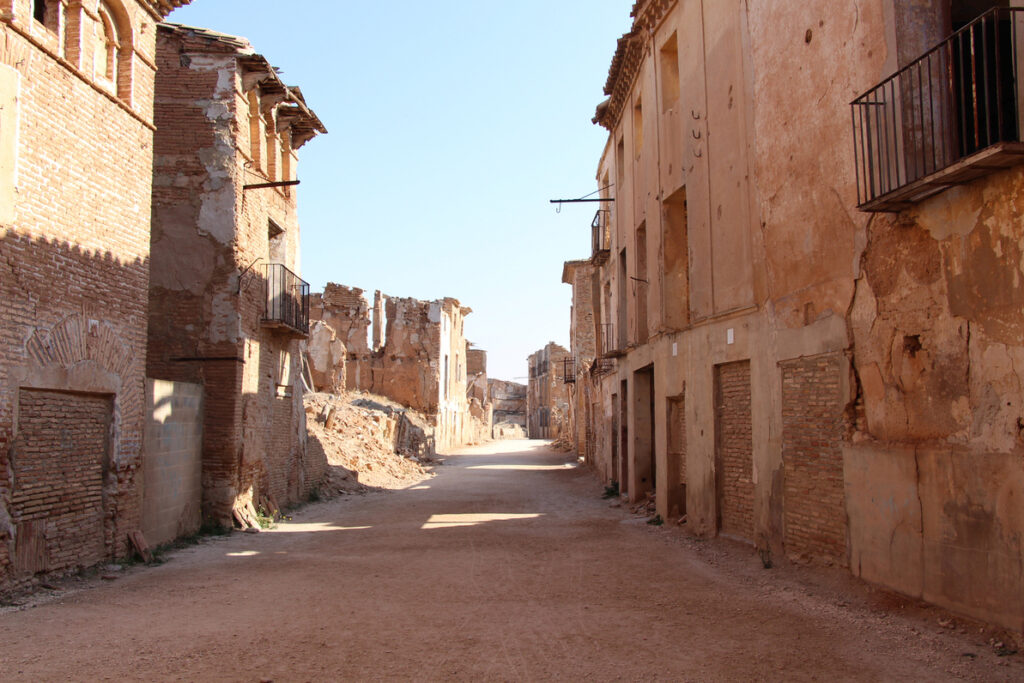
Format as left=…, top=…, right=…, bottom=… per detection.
left=633, top=365, right=655, bottom=501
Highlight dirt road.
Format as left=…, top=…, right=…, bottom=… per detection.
left=1, top=440, right=1020, bottom=681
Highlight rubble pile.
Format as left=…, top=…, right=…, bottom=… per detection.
left=305, top=392, right=436, bottom=493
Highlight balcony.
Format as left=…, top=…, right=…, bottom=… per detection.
left=262, top=263, right=309, bottom=337
left=852, top=8, right=1024, bottom=212
left=591, top=209, right=611, bottom=263
left=562, top=357, right=576, bottom=384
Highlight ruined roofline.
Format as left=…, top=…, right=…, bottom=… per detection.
left=158, top=23, right=328, bottom=146
left=595, top=0, right=675, bottom=131
left=561, top=258, right=590, bottom=284
left=320, top=284, right=472, bottom=317
left=146, top=0, right=192, bottom=19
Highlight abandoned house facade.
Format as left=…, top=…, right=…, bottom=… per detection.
left=0, top=0, right=192, bottom=590
left=561, top=259, right=599, bottom=458
left=310, top=283, right=489, bottom=451
left=526, top=342, right=570, bottom=440
left=147, top=24, right=327, bottom=529
left=488, top=378, right=527, bottom=439
left=568, top=0, right=1024, bottom=630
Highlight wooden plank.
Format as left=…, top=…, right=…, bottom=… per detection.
left=128, top=530, right=154, bottom=564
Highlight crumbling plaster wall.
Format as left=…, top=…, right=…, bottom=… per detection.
left=489, top=378, right=527, bottom=439
left=526, top=343, right=570, bottom=440
left=578, top=0, right=1024, bottom=629
left=310, top=286, right=479, bottom=451
left=309, top=284, right=371, bottom=390
left=149, top=26, right=318, bottom=526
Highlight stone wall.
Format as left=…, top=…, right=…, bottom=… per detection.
left=310, top=284, right=485, bottom=451
left=141, top=379, right=203, bottom=548
left=489, top=378, right=526, bottom=438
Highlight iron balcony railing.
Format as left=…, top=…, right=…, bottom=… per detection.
left=852, top=8, right=1024, bottom=211
left=263, top=263, right=309, bottom=336
left=591, top=209, right=610, bottom=256
left=562, top=357, right=576, bottom=384
left=601, top=323, right=616, bottom=355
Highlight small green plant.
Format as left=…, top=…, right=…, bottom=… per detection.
left=602, top=481, right=620, bottom=499
left=647, top=514, right=664, bottom=526
left=255, top=506, right=276, bottom=529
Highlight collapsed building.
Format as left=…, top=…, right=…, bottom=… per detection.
left=566, top=0, right=1024, bottom=630
left=146, top=24, right=327, bottom=532
left=0, top=0, right=193, bottom=590
left=488, top=379, right=527, bottom=439
left=310, top=284, right=490, bottom=451
left=526, top=343, right=571, bottom=440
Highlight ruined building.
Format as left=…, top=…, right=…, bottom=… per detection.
left=310, top=284, right=489, bottom=451
left=526, top=343, right=570, bottom=440
left=562, top=259, right=598, bottom=457
left=147, top=24, right=326, bottom=527
left=0, top=0, right=192, bottom=589
left=465, top=347, right=493, bottom=444
left=488, top=379, right=527, bottom=439
left=568, top=0, right=1024, bottom=630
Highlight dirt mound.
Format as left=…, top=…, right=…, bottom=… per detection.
left=305, top=392, right=436, bottom=494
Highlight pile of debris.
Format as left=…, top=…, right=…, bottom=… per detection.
left=305, top=391, right=437, bottom=494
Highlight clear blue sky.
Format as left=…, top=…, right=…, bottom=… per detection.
left=167, top=1, right=632, bottom=382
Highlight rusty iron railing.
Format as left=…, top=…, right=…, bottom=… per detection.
left=263, top=263, right=309, bottom=335
left=562, top=357, right=576, bottom=384
left=852, top=8, right=1024, bottom=210
left=591, top=209, right=610, bottom=256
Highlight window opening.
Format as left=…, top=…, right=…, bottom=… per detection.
left=34, top=0, right=46, bottom=23
left=633, top=98, right=644, bottom=159
left=660, top=33, right=680, bottom=113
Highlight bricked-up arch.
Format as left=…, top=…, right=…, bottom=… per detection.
left=20, top=313, right=141, bottom=461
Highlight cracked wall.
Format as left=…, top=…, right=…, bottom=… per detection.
left=575, top=0, right=1024, bottom=630
left=311, top=284, right=486, bottom=451
left=148, top=25, right=324, bottom=528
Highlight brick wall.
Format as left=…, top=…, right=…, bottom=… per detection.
left=11, top=389, right=110, bottom=578
left=781, top=353, right=848, bottom=565
left=714, top=361, right=753, bottom=541
left=667, top=394, right=686, bottom=516
left=149, top=25, right=322, bottom=525
left=0, top=0, right=176, bottom=590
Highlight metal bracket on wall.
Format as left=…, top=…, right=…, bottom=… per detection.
left=243, top=180, right=301, bottom=190
left=236, top=257, right=263, bottom=295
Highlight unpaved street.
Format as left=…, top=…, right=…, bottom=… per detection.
left=0, top=440, right=1021, bottom=681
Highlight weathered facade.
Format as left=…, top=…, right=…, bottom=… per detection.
left=147, top=24, right=326, bottom=526
left=562, top=260, right=598, bottom=458
left=465, top=348, right=493, bottom=444
left=570, top=0, right=1024, bottom=630
left=526, top=342, right=570, bottom=440
left=0, top=0, right=191, bottom=590
left=488, top=378, right=527, bottom=439
left=310, top=284, right=487, bottom=451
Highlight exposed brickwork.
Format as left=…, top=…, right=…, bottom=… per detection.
left=781, top=353, right=848, bottom=565
left=715, top=361, right=753, bottom=541
left=667, top=394, right=686, bottom=515
left=0, top=0, right=186, bottom=592
left=148, top=25, right=324, bottom=525
left=12, top=389, right=110, bottom=577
